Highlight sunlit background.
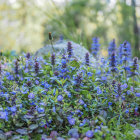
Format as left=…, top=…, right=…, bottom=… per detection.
left=0, top=0, right=140, bottom=57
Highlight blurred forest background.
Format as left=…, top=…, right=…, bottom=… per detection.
left=0, top=0, right=140, bottom=57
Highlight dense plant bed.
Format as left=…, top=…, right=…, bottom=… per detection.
left=0, top=40, right=140, bottom=140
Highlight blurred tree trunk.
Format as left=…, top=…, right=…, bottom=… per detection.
left=131, top=0, right=140, bottom=57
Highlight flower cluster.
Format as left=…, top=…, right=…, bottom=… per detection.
left=108, top=39, right=116, bottom=56
left=0, top=39, right=139, bottom=139
left=91, top=37, right=100, bottom=58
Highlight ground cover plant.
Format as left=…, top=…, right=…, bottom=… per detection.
left=0, top=35, right=140, bottom=140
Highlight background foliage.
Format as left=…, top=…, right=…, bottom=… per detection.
left=0, top=0, right=140, bottom=57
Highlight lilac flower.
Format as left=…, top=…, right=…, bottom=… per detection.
left=68, top=118, right=75, bottom=125
left=57, top=95, right=63, bottom=102
left=86, top=130, right=94, bottom=138
left=28, top=93, right=35, bottom=99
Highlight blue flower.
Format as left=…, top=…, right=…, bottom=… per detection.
left=61, top=59, right=66, bottom=65
left=79, top=123, right=84, bottom=127
left=67, top=92, right=71, bottom=98
left=135, top=107, right=138, bottom=112
left=30, top=102, right=36, bottom=105
left=28, top=93, right=35, bottom=99
left=0, top=111, right=8, bottom=121
left=96, top=70, right=101, bottom=75
left=86, top=130, right=94, bottom=138
left=115, top=94, right=119, bottom=98
left=97, top=87, right=102, bottom=95
left=101, top=76, right=107, bottom=81
left=53, top=106, right=56, bottom=113
left=121, top=96, right=125, bottom=100
left=42, top=82, right=52, bottom=89
left=87, top=72, right=93, bottom=77
left=125, top=109, right=129, bottom=114
left=57, top=95, right=63, bottom=102
left=121, top=83, right=128, bottom=90
left=10, top=106, right=17, bottom=112
left=94, top=129, right=98, bottom=133
left=67, top=115, right=73, bottom=120
left=35, top=80, right=39, bottom=85
left=84, top=104, right=87, bottom=108
left=108, top=102, right=112, bottom=106
left=11, top=91, right=16, bottom=95
left=79, top=99, right=84, bottom=105
left=37, top=107, right=45, bottom=113
left=136, top=93, right=140, bottom=97
left=68, top=118, right=75, bottom=125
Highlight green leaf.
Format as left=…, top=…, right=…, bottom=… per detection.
left=87, top=93, right=92, bottom=100
left=98, top=115, right=106, bottom=125
left=69, top=60, right=80, bottom=69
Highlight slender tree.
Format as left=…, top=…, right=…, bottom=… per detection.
left=131, top=0, right=140, bottom=57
